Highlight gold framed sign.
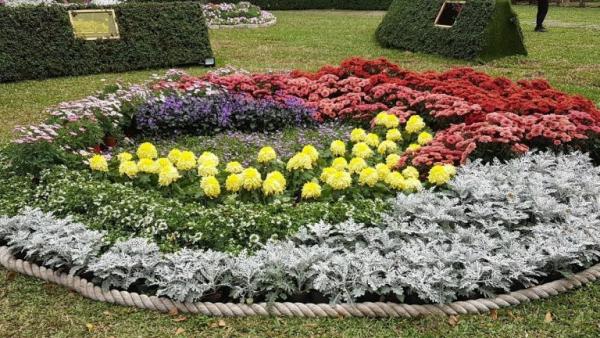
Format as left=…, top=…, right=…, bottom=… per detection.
left=68, top=9, right=120, bottom=40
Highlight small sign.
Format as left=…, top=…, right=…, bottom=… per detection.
left=69, top=9, right=120, bottom=40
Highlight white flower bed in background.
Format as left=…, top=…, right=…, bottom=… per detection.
left=203, top=2, right=276, bottom=27
left=1, top=151, right=599, bottom=304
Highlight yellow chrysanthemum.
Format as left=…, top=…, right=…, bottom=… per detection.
left=330, top=140, right=346, bottom=156
left=137, top=142, right=158, bottom=159
left=331, top=157, right=348, bottom=171
left=403, top=177, right=423, bottom=192
left=119, top=160, right=138, bottom=178
left=428, top=164, right=452, bottom=186
left=373, top=112, right=388, bottom=126
left=444, top=164, right=457, bottom=177
left=301, top=181, right=322, bottom=199
left=320, top=167, right=338, bottom=182
left=197, top=158, right=219, bottom=177
left=352, top=142, right=373, bottom=159
left=377, top=140, right=398, bottom=155
left=157, top=157, right=172, bottom=168
left=386, top=154, right=401, bottom=169
left=137, top=158, right=160, bottom=174
left=225, top=174, right=243, bottom=192
left=405, top=115, right=426, bottom=134
left=302, top=145, right=319, bottom=162
left=225, top=161, right=244, bottom=174
left=158, top=165, right=180, bottom=187
left=262, top=171, right=286, bottom=196
left=89, top=155, right=108, bottom=172
left=383, top=114, right=400, bottom=129
left=286, top=152, right=313, bottom=171
left=402, top=166, right=420, bottom=179
left=350, top=128, right=367, bottom=142
left=417, top=132, right=434, bottom=145
left=348, top=157, right=367, bottom=174
left=201, top=176, right=221, bottom=198
left=198, top=151, right=219, bottom=166
left=358, top=167, right=379, bottom=187
left=325, top=170, right=352, bottom=190
left=375, top=163, right=390, bottom=180
left=406, top=143, right=421, bottom=152
left=374, top=112, right=400, bottom=129
left=386, top=128, right=403, bottom=142
left=257, top=146, right=277, bottom=163
left=167, top=149, right=182, bottom=164
left=242, top=168, right=262, bottom=191
left=175, top=151, right=196, bottom=171
left=385, top=171, right=405, bottom=190
left=117, top=152, right=133, bottom=162
left=365, top=133, right=380, bottom=147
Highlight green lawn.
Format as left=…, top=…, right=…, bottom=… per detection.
left=1, top=5, right=600, bottom=337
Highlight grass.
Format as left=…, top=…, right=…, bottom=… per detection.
left=0, top=5, right=599, bottom=337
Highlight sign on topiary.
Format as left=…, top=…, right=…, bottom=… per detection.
left=376, top=0, right=527, bottom=60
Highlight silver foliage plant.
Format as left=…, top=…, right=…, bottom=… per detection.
left=1, top=151, right=599, bottom=304
left=0, top=208, right=104, bottom=274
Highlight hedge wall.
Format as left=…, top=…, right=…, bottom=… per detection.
left=376, top=0, right=527, bottom=60
left=0, top=2, right=213, bottom=82
left=132, top=0, right=394, bottom=10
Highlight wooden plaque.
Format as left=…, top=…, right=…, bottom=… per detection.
left=68, top=9, right=120, bottom=40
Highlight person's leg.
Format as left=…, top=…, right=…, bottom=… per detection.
left=536, top=0, right=549, bottom=31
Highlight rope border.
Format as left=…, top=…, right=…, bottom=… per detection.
left=2, top=246, right=599, bottom=318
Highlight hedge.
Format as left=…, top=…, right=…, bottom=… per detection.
left=376, top=0, right=527, bottom=60
left=132, top=0, right=394, bottom=10
left=0, top=2, right=213, bottom=82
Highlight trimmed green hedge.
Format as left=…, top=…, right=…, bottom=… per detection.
left=376, top=0, right=527, bottom=60
left=133, top=0, right=394, bottom=10
left=0, top=2, right=213, bottom=82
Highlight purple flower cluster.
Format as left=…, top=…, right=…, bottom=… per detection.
left=135, top=92, right=315, bottom=136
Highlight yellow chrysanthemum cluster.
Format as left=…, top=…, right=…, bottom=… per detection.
left=87, top=112, right=451, bottom=202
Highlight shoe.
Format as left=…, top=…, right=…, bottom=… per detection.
left=534, top=26, right=548, bottom=32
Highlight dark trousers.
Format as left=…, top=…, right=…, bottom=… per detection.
left=537, top=0, right=549, bottom=28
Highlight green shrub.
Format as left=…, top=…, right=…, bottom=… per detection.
left=376, top=0, right=527, bottom=60
left=0, top=2, right=213, bottom=82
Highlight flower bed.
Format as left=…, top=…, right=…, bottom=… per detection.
left=203, top=2, right=276, bottom=28
left=1, top=58, right=599, bottom=311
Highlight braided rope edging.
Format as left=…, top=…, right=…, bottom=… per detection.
left=2, top=246, right=599, bottom=318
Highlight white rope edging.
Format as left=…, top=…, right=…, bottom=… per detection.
left=1, top=246, right=599, bottom=318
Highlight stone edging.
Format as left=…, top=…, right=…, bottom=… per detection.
left=209, top=18, right=277, bottom=29
left=2, top=245, right=599, bottom=318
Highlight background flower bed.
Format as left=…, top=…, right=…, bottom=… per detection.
left=203, top=2, right=276, bottom=27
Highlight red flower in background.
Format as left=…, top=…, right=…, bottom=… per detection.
left=154, top=57, right=600, bottom=170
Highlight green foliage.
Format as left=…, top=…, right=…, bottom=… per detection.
left=0, top=2, right=213, bottom=82
left=376, top=0, right=527, bottom=60
left=31, top=167, right=386, bottom=253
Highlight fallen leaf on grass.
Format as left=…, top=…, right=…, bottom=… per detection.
left=5, top=271, right=16, bottom=282
left=209, top=319, right=227, bottom=328
left=490, top=309, right=498, bottom=320
left=168, top=307, right=179, bottom=316
left=544, top=311, right=553, bottom=323
left=448, top=315, right=460, bottom=327
left=173, top=316, right=188, bottom=322
left=175, top=327, right=185, bottom=335
left=85, top=323, right=95, bottom=333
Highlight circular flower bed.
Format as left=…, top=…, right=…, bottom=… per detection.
left=1, top=58, right=600, bottom=315
left=203, top=2, right=276, bottom=28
